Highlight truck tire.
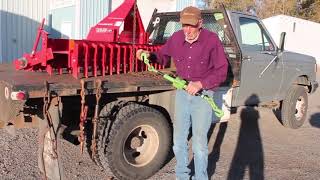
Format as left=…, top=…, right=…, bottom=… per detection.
left=99, top=103, right=172, bottom=180
left=88, top=100, right=128, bottom=167
left=281, top=85, right=308, bottom=129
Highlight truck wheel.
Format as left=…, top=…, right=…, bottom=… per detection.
left=88, top=100, right=128, bottom=167
left=281, top=85, right=308, bottom=129
left=100, top=103, right=171, bottom=180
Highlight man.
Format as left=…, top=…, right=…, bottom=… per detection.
left=136, top=6, right=228, bottom=180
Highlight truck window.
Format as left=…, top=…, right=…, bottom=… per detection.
left=239, top=17, right=274, bottom=52
left=149, top=17, right=180, bottom=44
left=202, top=13, right=231, bottom=44
left=149, top=12, right=231, bottom=45
left=163, top=21, right=182, bottom=39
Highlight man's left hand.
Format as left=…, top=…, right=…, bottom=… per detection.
left=186, top=81, right=203, bottom=95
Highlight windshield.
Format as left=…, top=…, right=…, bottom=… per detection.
left=149, top=12, right=231, bottom=45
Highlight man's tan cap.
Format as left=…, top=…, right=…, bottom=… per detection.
left=180, top=6, right=201, bottom=26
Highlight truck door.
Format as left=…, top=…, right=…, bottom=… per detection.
left=233, top=15, right=284, bottom=106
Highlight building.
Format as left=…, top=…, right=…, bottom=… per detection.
left=0, top=0, right=50, bottom=63
left=262, top=15, right=320, bottom=65
left=49, top=0, right=111, bottom=39
left=112, top=0, right=176, bottom=29
left=176, top=0, right=208, bottom=10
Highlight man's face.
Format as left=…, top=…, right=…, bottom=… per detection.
left=182, top=20, right=202, bottom=41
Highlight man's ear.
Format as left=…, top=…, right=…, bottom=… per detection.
left=198, top=19, right=203, bottom=28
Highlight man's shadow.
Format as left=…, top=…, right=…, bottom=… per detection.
left=188, top=122, right=228, bottom=178
left=227, top=94, right=264, bottom=180
left=309, top=112, right=320, bottom=128
left=208, top=122, right=228, bottom=177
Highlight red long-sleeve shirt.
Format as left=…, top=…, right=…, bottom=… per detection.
left=154, top=28, right=228, bottom=90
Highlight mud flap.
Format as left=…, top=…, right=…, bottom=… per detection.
left=38, top=97, right=64, bottom=180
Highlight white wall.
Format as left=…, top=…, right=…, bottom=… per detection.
left=112, top=0, right=176, bottom=28
left=263, top=15, right=320, bottom=65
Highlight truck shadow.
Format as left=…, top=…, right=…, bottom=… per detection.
left=309, top=113, right=320, bottom=128
left=227, top=95, right=264, bottom=180
left=272, top=107, right=282, bottom=125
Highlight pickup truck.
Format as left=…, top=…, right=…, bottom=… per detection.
left=0, top=5, right=318, bottom=180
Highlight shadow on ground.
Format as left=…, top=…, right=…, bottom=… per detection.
left=187, top=95, right=265, bottom=180
left=227, top=94, right=264, bottom=180
left=207, top=122, right=228, bottom=177
left=309, top=113, right=320, bottom=128
left=187, top=119, right=228, bottom=178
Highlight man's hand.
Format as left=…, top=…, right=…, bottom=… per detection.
left=186, top=81, right=203, bottom=95
left=136, top=49, right=150, bottom=61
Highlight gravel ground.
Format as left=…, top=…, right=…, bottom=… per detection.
left=1, top=74, right=320, bottom=180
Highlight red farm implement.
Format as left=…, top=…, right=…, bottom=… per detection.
left=13, top=0, right=163, bottom=79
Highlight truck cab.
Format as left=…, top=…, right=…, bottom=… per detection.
left=226, top=11, right=317, bottom=107
left=147, top=7, right=318, bottom=128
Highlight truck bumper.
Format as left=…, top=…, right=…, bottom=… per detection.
left=310, top=80, right=319, bottom=94
left=0, top=83, right=26, bottom=128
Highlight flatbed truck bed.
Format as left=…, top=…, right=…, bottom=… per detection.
left=0, top=63, right=173, bottom=98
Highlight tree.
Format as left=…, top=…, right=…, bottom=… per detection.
left=257, top=0, right=297, bottom=18
left=209, top=0, right=256, bottom=12
left=297, top=0, right=320, bottom=22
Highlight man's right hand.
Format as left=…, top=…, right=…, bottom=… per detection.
left=136, top=49, right=150, bottom=61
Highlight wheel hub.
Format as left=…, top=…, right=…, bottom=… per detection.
left=295, top=96, right=306, bottom=121
left=130, top=136, right=143, bottom=149
left=123, top=125, right=160, bottom=167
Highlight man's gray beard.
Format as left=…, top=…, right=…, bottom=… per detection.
left=185, top=32, right=200, bottom=43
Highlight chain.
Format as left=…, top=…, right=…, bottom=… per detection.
left=132, top=0, right=137, bottom=71
left=133, top=0, right=137, bottom=44
left=79, top=80, right=88, bottom=154
left=91, top=79, right=102, bottom=158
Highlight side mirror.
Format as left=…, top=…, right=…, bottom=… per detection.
left=278, top=32, right=286, bottom=53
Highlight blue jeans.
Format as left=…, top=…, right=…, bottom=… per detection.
left=173, top=90, right=217, bottom=180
